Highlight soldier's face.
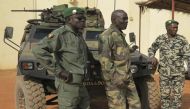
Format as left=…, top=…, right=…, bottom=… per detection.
left=69, top=14, right=86, bottom=31
left=166, top=23, right=178, bottom=36
left=115, top=12, right=128, bottom=30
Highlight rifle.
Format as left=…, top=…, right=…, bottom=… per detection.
left=11, top=4, right=68, bottom=23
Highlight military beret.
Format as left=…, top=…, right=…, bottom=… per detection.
left=165, top=19, right=179, bottom=27
left=63, top=7, right=85, bottom=18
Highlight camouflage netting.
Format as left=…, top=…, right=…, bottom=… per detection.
left=136, top=0, right=190, bottom=13
left=85, top=7, right=105, bottom=28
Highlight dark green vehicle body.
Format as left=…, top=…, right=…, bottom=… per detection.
left=4, top=5, right=161, bottom=109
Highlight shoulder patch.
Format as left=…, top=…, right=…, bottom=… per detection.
left=48, top=34, right=54, bottom=39
left=111, top=31, right=118, bottom=37
left=47, top=26, right=66, bottom=39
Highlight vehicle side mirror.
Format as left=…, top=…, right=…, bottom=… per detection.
left=4, top=27, right=13, bottom=39
left=129, top=32, right=136, bottom=43
left=129, top=32, right=138, bottom=52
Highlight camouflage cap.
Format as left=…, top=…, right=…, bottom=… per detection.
left=165, top=19, right=179, bottom=27
left=63, top=7, right=85, bottom=18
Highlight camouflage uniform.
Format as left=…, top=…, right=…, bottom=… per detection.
left=148, top=34, right=190, bottom=109
left=32, top=25, right=91, bottom=109
left=99, top=24, right=141, bottom=109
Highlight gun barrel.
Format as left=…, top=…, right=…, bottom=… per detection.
left=11, top=9, right=45, bottom=12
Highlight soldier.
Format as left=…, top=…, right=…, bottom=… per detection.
left=32, top=7, right=93, bottom=109
left=148, top=20, right=190, bottom=109
left=98, top=10, right=141, bottom=109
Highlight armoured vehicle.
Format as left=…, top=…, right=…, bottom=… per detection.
left=4, top=4, right=160, bottom=109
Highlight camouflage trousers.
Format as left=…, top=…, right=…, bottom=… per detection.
left=160, top=75, right=185, bottom=109
left=105, top=79, right=141, bottom=109
left=55, top=77, right=90, bottom=109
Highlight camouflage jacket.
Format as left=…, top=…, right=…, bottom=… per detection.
left=148, top=34, right=190, bottom=76
left=32, top=25, right=91, bottom=75
left=98, top=24, right=131, bottom=82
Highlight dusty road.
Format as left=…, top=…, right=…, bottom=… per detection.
left=0, top=69, right=58, bottom=109
left=1, top=69, right=190, bottom=109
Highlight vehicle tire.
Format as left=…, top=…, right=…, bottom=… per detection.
left=16, top=75, right=46, bottom=109
left=134, top=75, right=160, bottom=109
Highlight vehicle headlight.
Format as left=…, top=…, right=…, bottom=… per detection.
left=130, top=65, right=138, bottom=73
left=21, top=62, right=34, bottom=70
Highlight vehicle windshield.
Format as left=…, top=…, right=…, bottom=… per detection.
left=85, top=31, right=103, bottom=41
left=31, top=29, right=103, bottom=42
left=31, top=28, right=54, bottom=42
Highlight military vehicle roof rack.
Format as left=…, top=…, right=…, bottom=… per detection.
left=11, top=4, right=68, bottom=24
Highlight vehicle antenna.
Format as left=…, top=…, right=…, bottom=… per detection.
left=96, top=0, right=98, bottom=8
left=114, top=0, right=116, bottom=10
left=87, top=0, right=88, bottom=7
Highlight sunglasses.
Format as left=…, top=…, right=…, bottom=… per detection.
left=76, top=16, right=86, bottom=21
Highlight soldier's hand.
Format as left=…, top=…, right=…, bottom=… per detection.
left=130, top=45, right=138, bottom=53
left=150, top=57, right=158, bottom=66
left=59, top=70, right=72, bottom=83
left=117, top=81, right=126, bottom=88
left=132, top=45, right=138, bottom=50
left=112, top=80, right=125, bottom=88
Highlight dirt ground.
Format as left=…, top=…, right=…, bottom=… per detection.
left=1, top=69, right=190, bottom=109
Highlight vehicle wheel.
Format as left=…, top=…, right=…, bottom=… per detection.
left=134, top=76, right=160, bottom=109
left=16, top=75, right=46, bottom=109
